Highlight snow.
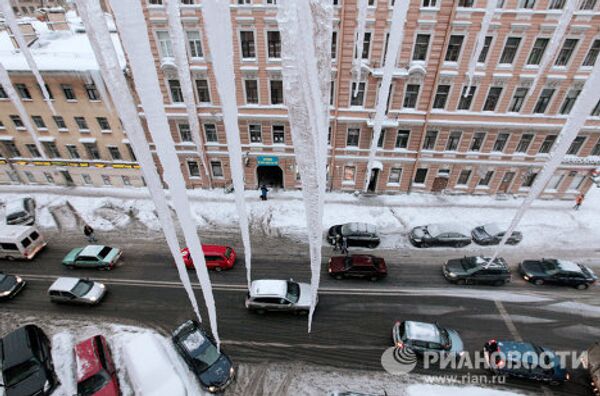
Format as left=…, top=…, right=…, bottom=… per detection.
left=463, top=0, right=497, bottom=91
left=202, top=0, right=253, bottom=289
left=556, top=260, right=582, bottom=272
left=181, top=330, right=206, bottom=353
left=351, top=0, right=367, bottom=97
left=405, top=321, right=440, bottom=343
left=108, top=0, right=220, bottom=346
left=363, top=0, right=409, bottom=191
left=51, top=332, right=76, bottom=396
left=407, top=385, right=520, bottom=396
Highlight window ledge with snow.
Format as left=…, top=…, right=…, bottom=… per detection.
left=101, top=130, right=112, bottom=134
left=67, top=100, right=78, bottom=103
left=79, top=129, right=90, bottom=134
left=386, top=183, right=400, bottom=187
left=15, top=127, right=26, bottom=131
left=58, top=128, right=69, bottom=133
left=455, top=185, right=468, bottom=189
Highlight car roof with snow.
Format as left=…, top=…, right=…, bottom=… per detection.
left=482, top=223, right=504, bottom=235
left=470, top=256, right=506, bottom=268
left=341, top=222, right=378, bottom=235
left=0, top=225, right=38, bottom=239
left=427, top=222, right=469, bottom=237
left=404, top=321, right=441, bottom=343
left=5, top=198, right=29, bottom=213
left=79, top=245, right=107, bottom=257
left=250, top=280, right=287, bottom=297
left=75, top=336, right=103, bottom=382
left=556, top=260, right=583, bottom=273
left=49, top=277, right=80, bottom=291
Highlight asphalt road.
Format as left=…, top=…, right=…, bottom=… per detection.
left=2, top=230, right=600, bottom=395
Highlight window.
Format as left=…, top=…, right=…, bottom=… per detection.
left=0, top=86, right=6, bottom=98
left=15, top=84, right=31, bottom=99
left=534, top=88, right=555, bottom=113
left=74, top=117, right=89, bottom=131
left=412, top=34, right=430, bottom=61
left=178, top=123, right=192, bottom=142
left=156, top=31, right=173, bottom=58
left=527, top=38, right=549, bottom=65
left=267, top=31, right=281, bottom=58
left=240, top=31, right=256, bottom=58
left=493, top=133, right=509, bottom=152
left=83, top=143, right=101, bottom=159
left=350, top=82, right=366, bottom=106
left=583, top=39, right=600, bottom=67
left=168, top=80, right=183, bottom=103
left=204, top=124, right=218, bottom=142
left=347, top=128, right=360, bottom=147
left=459, top=0, right=474, bottom=6
left=3, top=142, right=21, bottom=157
left=483, top=86, right=503, bottom=111
left=478, top=36, right=493, bottom=63
left=195, top=79, right=211, bottom=103
left=244, top=79, right=259, bottom=104
left=186, top=31, right=203, bottom=57
left=82, top=174, right=92, bottom=185
left=85, top=84, right=99, bottom=100
left=515, top=134, right=533, bottom=153
left=24, top=171, right=36, bottom=183
left=44, top=172, right=55, bottom=184
left=479, top=171, right=494, bottom=186
left=396, top=130, right=410, bottom=149
left=249, top=124, right=262, bottom=143
left=470, top=132, right=486, bottom=151
left=580, top=0, right=597, bottom=9
left=592, top=138, right=600, bottom=156
left=445, top=35, right=464, bottom=62
left=555, top=39, right=578, bottom=66
left=149, top=0, right=163, bottom=4
left=422, top=0, right=437, bottom=7
left=185, top=161, right=199, bottom=177
left=210, top=161, right=223, bottom=178
left=499, top=37, right=521, bottom=64
left=568, top=172, right=586, bottom=190
left=96, top=117, right=111, bottom=131
left=518, top=0, right=535, bottom=8
left=403, top=84, right=420, bottom=108
left=521, top=172, right=537, bottom=188
left=457, top=169, right=471, bottom=185
left=126, top=144, right=137, bottom=161
left=237, top=0, right=251, bottom=4
left=549, top=0, right=565, bottom=8
left=330, top=80, right=335, bottom=106
left=26, top=144, right=41, bottom=158
left=414, top=168, right=428, bottom=184
left=567, top=136, right=586, bottom=155
left=559, top=89, right=581, bottom=115
left=31, top=116, right=46, bottom=129
left=509, top=87, right=528, bottom=112
left=458, top=86, right=476, bottom=110
left=538, top=135, right=556, bottom=154
left=273, top=125, right=285, bottom=144
left=53, top=116, right=67, bottom=130
left=377, top=129, right=386, bottom=148
left=37, top=84, right=53, bottom=100
left=66, top=145, right=80, bottom=159
left=389, top=168, right=402, bottom=184
left=446, top=131, right=462, bottom=151
left=10, top=115, right=24, bottom=128
left=270, top=80, right=283, bottom=104
left=360, top=32, right=372, bottom=59
left=382, top=33, right=390, bottom=62
left=107, top=146, right=121, bottom=160
left=43, top=142, right=60, bottom=158
left=62, top=84, right=76, bottom=100
left=433, top=85, right=450, bottom=109
left=331, top=31, right=338, bottom=59
left=102, top=175, right=112, bottom=185
left=423, top=130, right=438, bottom=150
left=342, top=166, right=356, bottom=183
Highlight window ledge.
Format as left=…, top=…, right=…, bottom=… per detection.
left=66, top=100, right=78, bottom=103
left=16, top=127, right=26, bottom=131
left=386, top=183, right=400, bottom=187
left=455, top=185, right=469, bottom=189
left=342, top=181, right=355, bottom=185
left=37, top=128, right=48, bottom=132
left=79, top=129, right=91, bottom=133
left=101, top=130, right=112, bottom=134
left=58, top=128, right=69, bottom=133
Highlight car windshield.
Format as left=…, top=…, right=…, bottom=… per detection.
left=542, top=261, right=561, bottom=275
left=6, top=211, right=26, bottom=221
left=71, top=280, right=94, bottom=297
left=0, top=273, right=6, bottom=283
left=462, top=257, right=480, bottom=272
left=181, top=330, right=220, bottom=371
left=97, top=247, right=112, bottom=259
left=224, top=247, right=233, bottom=259
left=77, top=370, right=110, bottom=394
left=3, top=358, right=40, bottom=387
left=286, top=281, right=300, bottom=303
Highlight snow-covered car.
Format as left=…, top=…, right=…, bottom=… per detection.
left=409, top=223, right=471, bottom=248
left=443, top=256, right=511, bottom=286
left=5, top=197, right=35, bottom=226
left=245, top=279, right=315, bottom=314
left=392, top=320, right=464, bottom=356
left=471, top=223, right=522, bottom=245
left=519, top=258, right=597, bottom=289
left=62, top=245, right=122, bottom=270
left=172, top=320, right=235, bottom=393
left=0, top=272, right=26, bottom=300
left=75, top=335, right=120, bottom=396
left=327, top=222, right=380, bottom=248
left=48, top=277, right=106, bottom=305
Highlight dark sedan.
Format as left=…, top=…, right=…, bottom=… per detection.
left=443, top=256, right=511, bottom=286
left=327, top=222, right=380, bottom=248
left=409, top=223, right=471, bottom=248
left=471, top=223, right=522, bottom=245
left=519, top=258, right=597, bottom=289
left=328, top=254, right=387, bottom=281
left=172, top=320, right=234, bottom=393
left=0, top=272, right=26, bottom=300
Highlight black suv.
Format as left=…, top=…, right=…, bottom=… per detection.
left=327, top=223, right=380, bottom=248
left=443, top=256, right=511, bottom=286
left=0, top=325, right=58, bottom=396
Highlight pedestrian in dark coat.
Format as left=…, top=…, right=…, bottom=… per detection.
left=574, top=193, right=585, bottom=210
left=333, top=234, right=341, bottom=251
left=260, top=184, right=269, bottom=201
left=341, top=236, right=349, bottom=255
left=83, top=224, right=97, bottom=243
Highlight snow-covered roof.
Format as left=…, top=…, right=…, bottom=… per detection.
left=5, top=198, right=27, bottom=214
left=405, top=321, right=440, bottom=343
left=482, top=223, right=503, bottom=236
left=181, top=330, right=207, bottom=354
left=427, top=222, right=469, bottom=237
left=49, top=276, right=79, bottom=291
left=557, top=260, right=582, bottom=273
left=250, top=279, right=287, bottom=297
left=341, top=222, right=378, bottom=235
left=80, top=245, right=103, bottom=256
left=0, top=224, right=37, bottom=239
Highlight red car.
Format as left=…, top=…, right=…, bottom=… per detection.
left=180, top=245, right=236, bottom=271
left=328, top=254, right=387, bottom=281
left=74, top=335, right=120, bottom=396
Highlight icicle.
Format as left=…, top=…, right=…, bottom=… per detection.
left=487, top=56, right=600, bottom=265
left=74, top=0, right=204, bottom=325
left=363, top=0, right=409, bottom=192
left=352, top=0, right=368, bottom=97
left=89, top=69, right=114, bottom=114
left=278, top=0, right=332, bottom=333
left=165, top=0, right=210, bottom=179
left=463, top=0, right=497, bottom=93
left=107, top=0, right=221, bottom=347
left=0, top=62, right=47, bottom=160
left=0, top=1, right=57, bottom=116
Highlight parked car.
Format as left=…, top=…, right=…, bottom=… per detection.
left=48, top=277, right=106, bottom=305
left=519, top=258, right=597, bottom=289
left=172, top=319, right=235, bottom=393
left=5, top=197, right=35, bottom=226
left=471, top=223, right=522, bottom=245
left=0, top=225, right=46, bottom=260
left=0, top=324, right=59, bottom=396
left=75, top=335, right=120, bottom=396
left=483, top=339, right=569, bottom=384
left=585, top=342, right=600, bottom=394
left=245, top=279, right=315, bottom=314
left=180, top=244, right=236, bottom=271
left=443, top=256, right=511, bottom=286
left=409, top=223, right=471, bottom=248
left=0, top=272, right=26, bottom=300
left=327, top=223, right=380, bottom=248
left=328, top=255, right=387, bottom=281
left=392, top=320, right=464, bottom=356
left=62, top=245, right=122, bottom=270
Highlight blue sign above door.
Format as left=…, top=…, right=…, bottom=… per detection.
left=257, top=156, right=279, bottom=166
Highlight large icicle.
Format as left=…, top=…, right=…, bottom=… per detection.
left=89, top=69, right=114, bottom=114
left=488, top=57, right=600, bottom=264
left=74, top=0, right=203, bottom=325
left=363, top=0, right=409, bottom=192
left=463, top=0, right=497, bottom=90
left=165, top=0, right=210, bottom=179
left=352, top=0, right=368, bottom=96
left=108, top=0, right=221, bottom=346
left=0, top=1, right=57, bottom=116
left=278, top=0, right=332, bottom=332
left=0, top=62, right=47, bottom=159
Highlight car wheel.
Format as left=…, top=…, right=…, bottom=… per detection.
left=420, top=243, right=429, bottom=248
left=368, top=242, right=378, bottom=249
left=370, top=276, right=378, bottom=282
left=214, top=266, right=222, bottom=272
left=255, top=309, right=265, bottom=315
left=533, top=279, right=544, bottom=286
left=576, top=283, right=589, bottom=290
left=549, top=380, right=561, bottom=386
left=334, top=275, right=343, bottom=280
left=5, top=255, right=15, bottom=261
left=455, top=279, right=466, bottom=285
left=66, top=265, right=75, bottom=270
left=298, top=310, right=309, bottom=316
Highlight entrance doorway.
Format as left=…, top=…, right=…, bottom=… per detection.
left=60, top=170, right=74, bottom=186
left=257, top=165, right=283, bottom=188
left=367, top=169, right=380, bottom=192
left=432, top=177, right=449, bottom=192
left=498, top=171, right=515, bottom=193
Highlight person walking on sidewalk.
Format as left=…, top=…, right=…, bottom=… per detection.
left=574, top=193, right=585, bottom=210
left=83, top=224, right=97, bottom=243
left=341, top=236, right=349, bottom=256
left=333, top=234, right=341, bottom=251
left=260, top=184, right=269, bottom=201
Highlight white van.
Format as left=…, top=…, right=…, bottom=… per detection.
left=5, top=197, right=36, bottom=226
left=0, top=225, right=46, bottom=260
